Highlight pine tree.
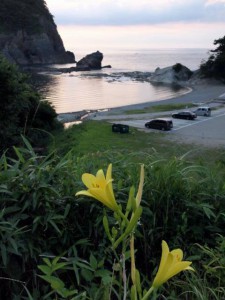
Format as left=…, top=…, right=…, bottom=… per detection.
left=200, top=36, right=225, bottom=81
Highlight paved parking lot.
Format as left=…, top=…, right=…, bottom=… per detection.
left=168, top=111, right=225, bottom=147
left=108, top=107, right=225, bottom=148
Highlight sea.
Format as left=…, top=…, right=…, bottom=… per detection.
left=37, top=48, right=210, bottom=114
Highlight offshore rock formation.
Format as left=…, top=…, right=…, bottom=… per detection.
left=0, top=0, right=75, bottom=65
left=149, top=63, right=193, bottom=84
left=48, top=51, right=111, bottom=72
left=76, top=51, right=103, bottom=71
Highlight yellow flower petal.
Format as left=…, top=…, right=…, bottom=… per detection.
left=152, top=241, right=194, bottom=288
left=163, top=261, right=192, bottom=283
left=82, top=173, right=97, bottom=189
left=75, top=190, right=94, bottom=198
left=152, top=240, right=170, bottom=287
left=96, top=169, right=106, bottom=187
left=106, top=164, right=115, bottom=199
left=106, top=163, right=112, bottom=182
left=171, top=249, right=183, bottom=262
left=156, top=241, right=170, bottom=276
left=186, top=266, right=195, bottom=271
left=76, top=164, right=119, bottom=211
left=88, top=188, right=114, bottom=209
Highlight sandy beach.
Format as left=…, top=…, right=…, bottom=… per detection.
left=58, top=79, right=225, bottom=123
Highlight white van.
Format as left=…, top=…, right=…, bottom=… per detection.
left=193, top=107, right=211, bottom=117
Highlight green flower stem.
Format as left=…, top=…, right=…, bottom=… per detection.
left=112, top=210, right=130, bottom=250
left=112, top=247, right=120, bottom=262
left=116, top=208, right=129, bottom=225
left=113, top=207, right=142, bottom=250
left=141, top=286, right=155, bottom=300
left=122, top=253, right=127, bottom=300
left=113, top=232, right=126, bottom=250
left=111, top=244, right=124, bottom=300
left=130, top=234, right=138, bottom=300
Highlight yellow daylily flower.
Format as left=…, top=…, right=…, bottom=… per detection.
left=152, top=240, right=194, bottom=288
left=76, top=164, right=119, bottom=211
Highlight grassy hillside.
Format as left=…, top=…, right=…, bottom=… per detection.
left=49, top=120, right=225, bottom=165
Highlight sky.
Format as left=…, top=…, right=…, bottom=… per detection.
left=45, top=0, right=225, bottom=51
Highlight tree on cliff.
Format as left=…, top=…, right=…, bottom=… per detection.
left=200, top=36, right=225, bottom=81
left=0, top=56, right=62, bottom=155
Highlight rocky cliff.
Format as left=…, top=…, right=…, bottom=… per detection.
left=0, top=0, right=75, bottom=65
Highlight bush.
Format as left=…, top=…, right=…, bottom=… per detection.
left=0, top=56, right=62, bottom=155
left=1, top=146, right=225, bottom=298
left=173, top=63, right=183, bottom=73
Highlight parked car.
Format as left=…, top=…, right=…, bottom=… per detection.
left=145, top=118, right=173, bottom=131
left=112, top=123, right=129, bottom=133
left=193, top=106, right=211, bottom=116
left=172, top=111, right=197, bottom=120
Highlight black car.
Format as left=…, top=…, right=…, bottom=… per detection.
left=172, top=111, right=197, bottom=120
left=145, top=118, right=173, bottom=131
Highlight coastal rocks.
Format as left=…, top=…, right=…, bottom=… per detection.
left=149, top=63, right=193, bottom=84
left=0, top=1, right=75, bottom=65
left=79, top=71, right=153, bottom=82
left=48, top=51, right=112, bottom=73
left=76, top=51, right=103, bottom=71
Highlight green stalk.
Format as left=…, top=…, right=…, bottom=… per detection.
left=141, top=286, right=155, bottom=300
left=116, top=209, right=129, bottom=225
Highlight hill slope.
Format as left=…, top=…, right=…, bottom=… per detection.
left=0, top=0, right=75, bottom=65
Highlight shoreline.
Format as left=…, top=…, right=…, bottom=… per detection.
left=58, top=79, right=225, bottom=123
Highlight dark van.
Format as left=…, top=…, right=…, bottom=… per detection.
left=145, top=118, right=173, bottom=131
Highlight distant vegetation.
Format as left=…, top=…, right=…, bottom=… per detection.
left=200, top=35, right=225, bottom=82
left=0, top=56, right=62, bottom=155
left=0, top=0, right=53, bottom=34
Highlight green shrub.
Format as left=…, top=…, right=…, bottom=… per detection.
left=0, top=56, right=63, bottom=155
left=1, top=144, right=225, bottom=298
left=173, top=63, right=183, bottom=73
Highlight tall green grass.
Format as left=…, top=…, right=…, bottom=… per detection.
left=1, top=139, right=225, bottom=298
left=49, top=120, right=225, bottom=167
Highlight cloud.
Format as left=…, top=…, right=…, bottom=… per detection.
left=46, top=0, right=225, bottom=26
left=206, top=0, right=225, bottom=4
left=59, top=22, right=225, bottom=50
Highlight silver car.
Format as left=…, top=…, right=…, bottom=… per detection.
left=194, top=107, right=211, bottom=117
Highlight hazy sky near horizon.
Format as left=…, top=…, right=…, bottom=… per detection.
left=45, top=0, right=225, bottom=51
